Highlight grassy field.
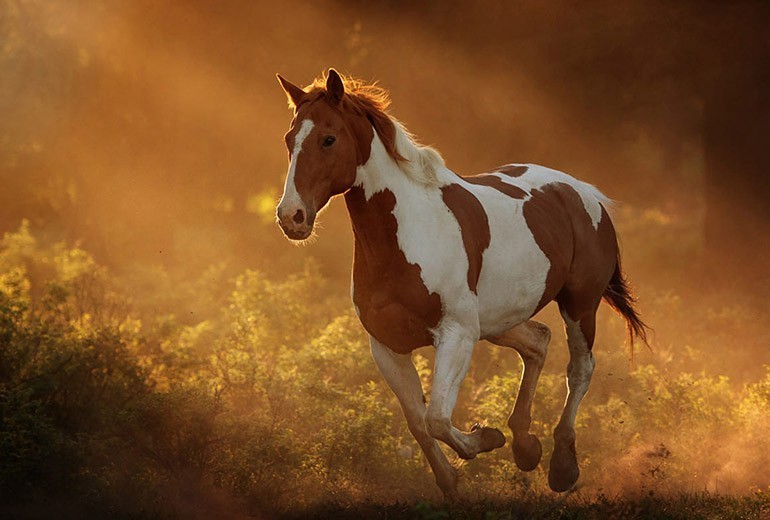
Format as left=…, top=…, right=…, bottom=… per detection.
left=281, top=494, right=770, bottom=520
left=0, top=493, right=770, bottom=520
left=5, top=492, right=770, bottom=519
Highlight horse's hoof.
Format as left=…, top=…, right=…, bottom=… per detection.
left=512, top=433, right=542, bottom=471
left=471, top=425, right=506, bottom=455
left=548, top=441, right=579, bottom=492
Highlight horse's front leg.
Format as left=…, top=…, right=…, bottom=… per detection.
left=425, top=326, right=506, bottom=460
left=370, top=337, right=458, bottom=500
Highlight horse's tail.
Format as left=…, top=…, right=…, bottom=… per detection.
left=602, top=254, right=650, bottom=365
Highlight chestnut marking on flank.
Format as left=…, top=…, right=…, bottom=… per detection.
left=345, top=186, right=442, bottom=354
left=494, top=164, right=529, bottom=177
left=522, top=183, right=618, bottom=344
left=440, top=183, right=491, bottom=294
left=556, top=202, right=618, bottom=344
left=521, top=183, right=574, bottom=315
left=464, top=174, right=528, bottom=199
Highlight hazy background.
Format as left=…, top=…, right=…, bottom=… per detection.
left=4, top=0, right=769, bottom=366
left=3, top=0, right=769, bottom=289
left=2, top=0, right=770, bottom=517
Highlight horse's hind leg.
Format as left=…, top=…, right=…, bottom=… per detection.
left=548, top=307, right=597, bottom=492
left=370, top=337, right=458, bottom=500
left=488, top=320, right=551, bottom=471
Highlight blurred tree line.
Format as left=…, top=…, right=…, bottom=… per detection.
left=1, top=0, right=768, bottom=294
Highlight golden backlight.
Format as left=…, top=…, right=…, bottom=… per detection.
left=1, top=0, right=768, bottom=517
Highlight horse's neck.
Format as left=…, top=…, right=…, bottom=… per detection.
left=344, top=132, right=452, bottom=242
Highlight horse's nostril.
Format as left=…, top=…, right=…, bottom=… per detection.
left=292, top=209, right=305, bottom=224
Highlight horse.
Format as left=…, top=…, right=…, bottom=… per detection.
left=274, top=69, right=648, bottom=498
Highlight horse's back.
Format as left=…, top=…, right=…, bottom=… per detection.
left=458, top=164, right=617, bottom=337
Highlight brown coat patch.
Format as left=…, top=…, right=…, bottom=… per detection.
left=522, top=183, right=618, bottom=345
left=440, top=184, right=491, bottom=294
left=494, top=165, right=529, bottom=177
left=522, top=184, right=575, bottom=315
left=464, top=174, right=528, bottom=199
left=556, top=203, right=618, bottom=344
left=345, top=186, right=442, bottom=353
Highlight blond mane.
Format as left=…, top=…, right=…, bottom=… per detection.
left=305, top=71, right=445, bottom=186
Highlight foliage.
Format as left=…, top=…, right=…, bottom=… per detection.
left=1, top=222, right=770, bottom=518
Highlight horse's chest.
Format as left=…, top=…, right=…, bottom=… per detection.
left=352, top=245, right=442, bottom=354
left=346, top=186, right=446, bottom=353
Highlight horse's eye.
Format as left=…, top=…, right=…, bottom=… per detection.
left=322, top=136, right=336, bottom=147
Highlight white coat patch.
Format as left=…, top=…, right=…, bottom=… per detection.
left=280, top=118, right=315, bottom=208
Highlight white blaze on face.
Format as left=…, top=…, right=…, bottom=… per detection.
left=279, top=118, right=315, bottom=211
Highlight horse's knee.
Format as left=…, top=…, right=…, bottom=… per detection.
left=523, top=321, right=550, bottom=365
left=424, top=413, right=452, bottom=441
left=531, top=321, right=551, bottom=347
left=530, top=342, right=548, bottom=366
left=406, top=420, right=433, bottom=447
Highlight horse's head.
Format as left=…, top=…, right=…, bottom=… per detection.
left=275, top=69, right=369, bottom=241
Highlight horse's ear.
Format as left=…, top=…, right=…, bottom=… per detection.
left=276, top=74, right=305, bottom=109
left=326, top=69, right=344, bottom=104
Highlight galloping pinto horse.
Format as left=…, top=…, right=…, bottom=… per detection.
left=274, top=69, right=647, bottom=497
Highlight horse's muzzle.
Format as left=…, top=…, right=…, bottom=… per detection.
left=276, top=205, right=316, bottom=241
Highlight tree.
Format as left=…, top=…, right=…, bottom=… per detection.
left=702, top=3, right=770, bottom=292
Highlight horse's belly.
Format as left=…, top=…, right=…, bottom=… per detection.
left=474, top=203, right=551, bottom=338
